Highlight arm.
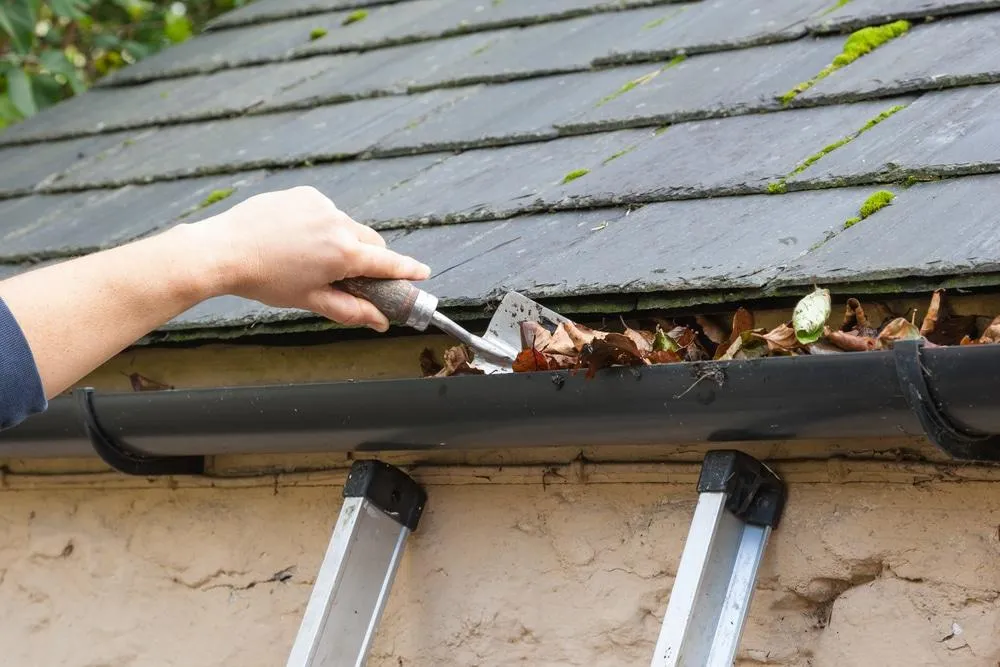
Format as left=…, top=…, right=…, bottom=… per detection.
left=0, top=186, right=430, bottom=401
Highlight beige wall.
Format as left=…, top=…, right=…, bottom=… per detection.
left=2, top=461, right=999, bottom=666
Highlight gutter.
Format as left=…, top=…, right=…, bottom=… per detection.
left=2, top=340, right=1000, bottom=475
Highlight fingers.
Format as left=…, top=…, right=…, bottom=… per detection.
left=345, top=242, right=431, bottom=281
left=307, top=286, right=391, bottom=332
left=351, top=221, right=386, bottom=247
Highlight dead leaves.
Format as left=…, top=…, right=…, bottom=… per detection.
left=422, top=288, right=1000, bottom=378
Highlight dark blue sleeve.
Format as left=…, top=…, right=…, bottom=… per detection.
left=0, top=297, right=47, bottom=431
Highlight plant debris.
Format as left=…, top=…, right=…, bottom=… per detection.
left=420, top=288, right=1000, bottom=379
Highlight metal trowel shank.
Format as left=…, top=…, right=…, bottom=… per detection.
left=332, top=278, right=572, bottom=374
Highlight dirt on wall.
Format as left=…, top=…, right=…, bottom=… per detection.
left=0, top=474, right=998, bottom=666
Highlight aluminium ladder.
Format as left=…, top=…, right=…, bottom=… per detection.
left=286, top=451, right=785, bottom=667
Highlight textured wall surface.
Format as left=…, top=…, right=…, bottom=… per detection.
left=1, top=474, right=999, bottom=666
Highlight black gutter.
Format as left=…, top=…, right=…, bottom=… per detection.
left=3, top=340, right=1000, bottom=474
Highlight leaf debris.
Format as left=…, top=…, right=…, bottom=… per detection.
left=422, top=288, right=1000, bottom=378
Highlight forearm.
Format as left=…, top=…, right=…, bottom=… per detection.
left=0, top=223, right=224, bottom=399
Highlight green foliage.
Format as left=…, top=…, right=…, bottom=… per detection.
left=0, top=0, right=250, bottom=130
left=561, top=168, right=589, bottom=184
left=341, top=9, right=367, bottom=26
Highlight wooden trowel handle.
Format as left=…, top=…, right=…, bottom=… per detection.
left=333, top=277, right=437, bottom=330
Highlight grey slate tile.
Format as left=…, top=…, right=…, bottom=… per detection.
left=807, top=0, right=1000, bottom=32
left=798, top=14, right=1000, bottom=102
left=786, top=85, right=1000, bottom=186
left=53, top=90, right=466, bottom=188
left=0, top=132, right=130, bottom=195
left=559, top=38, right=847, bottom=130
left=514, top=187, right=880, bottom=297
left=773, top=175, right=1000, bottom=286
left=594, top=0, right=833, bottom=65
left=207, top=0, right=405, bottom=30
left=553, top=98, right=913, bottom=205
left=0, top=173, right=267, bottom=260
left=0, top=58, right=343, bottom=144
left=353, top=128, right=655, bottom=224
left=263, top=32, right=508, bottom=108
left=372, top=69, right=641, bottom=152
left=180, top=154, right=448, bottom=225
left=386, top=208, right=631, bottom=304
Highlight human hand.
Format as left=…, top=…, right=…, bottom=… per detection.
left=192, top=186, right=430, bottom=332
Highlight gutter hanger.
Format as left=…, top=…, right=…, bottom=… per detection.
left=2, top=340, right=1000, bottom=475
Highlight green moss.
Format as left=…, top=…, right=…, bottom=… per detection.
left=654, top=125, right=669, bottom=135
left=199, top=188, right=235, bottom=208
left=767, top=181, right=787, bottom=194
left=603, top=145, right=636, bottom=164
left=772, top=104, right=906, bottom=186
left=779, top=20, right=910, bottom=104
left=342, top=9, right=368, bottom=26
left=594, top=55, right=685, bottom=108
left=842, top=190, right=895, bottom=228
left=309, top=27, right=328, bottom=40
left=820, top=0, right=852, bottom=16
left=859, top=189, right=895, bottom=217
left=561, top=168, right=590, bottom=184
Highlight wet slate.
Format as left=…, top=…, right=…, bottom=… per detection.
left=0, top=58, right=343, bottom=145
left=787, top=85, right=1000, bottom=186
left=774, top=175, right=1000, bottom=286
left=372, top=68, right=642, bottom=152
left=595, top=0, right=832, bottom=65
left=53, top=91, right=465, bottom=189
left=514, top=187, right=877, bottom=297
left=0, top=132, right=131, bottom=195
left=208, top=0, right=408, bottom=30
left=807, top=0, right=1000, bottom=32
left=353, top=128, right=655, bottom=224
left=561, top=38, right=846, bottom=130
left=798, top=15, right=1000, bottom=101
left=553, top=99, right=912, bottom=205
left=386, top=209, right=631, bottom=303
left=0, top=173, right=268, bottom=260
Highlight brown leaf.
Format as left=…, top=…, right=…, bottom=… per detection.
left=840, top=298, right=877, bottom=337
left=825, top=329, right=876, bottom=352
left=714, top=307, right=755, bottom=360
left=127, top=373, right=173, bottom=392
left=979, top=315, right=1000, bottom=344
left=544, top=323, right=578, bottom=356
left=512, top=348, right=550, bottom=372
left=757, top=323, right=801, bottom=355
left=419, top=349, right=443, bottom=377
left=695, top=315, right=728, bottom=345
left=564, top=321, right=603, bottom=352
left=579, top=333, right=649, bottom=378
left=621, top=324, right=653, bottom=355
left=919, top=290, right=943, bottom=337
left=520, top=321, right=551, bottom=351
left=437, top=345, right=484, bottom=376
left=876, top=318, right=922, bottom=349
left=647, top=349, right=683, bottom=364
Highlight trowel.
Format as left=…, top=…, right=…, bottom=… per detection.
left=334, top=278, right=572, bottom=374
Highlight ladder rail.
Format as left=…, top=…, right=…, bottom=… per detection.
left=286, top=461, right=426, bottom=667
left=650, top=451, right=786, bottom=667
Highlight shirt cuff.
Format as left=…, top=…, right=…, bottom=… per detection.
left=0, top=297, right=47, bottom=430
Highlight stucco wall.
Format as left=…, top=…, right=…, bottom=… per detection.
left=1, top=463, right=999, bottom=666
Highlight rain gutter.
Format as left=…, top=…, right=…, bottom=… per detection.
left=2, top=339, right=1000, bottom=475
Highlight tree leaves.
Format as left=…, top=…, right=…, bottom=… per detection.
left=5, top=68, right=36, bottom=116
left=0, top=1, right=248, bottom=131
left=424, top=288, right=1000, bottom=378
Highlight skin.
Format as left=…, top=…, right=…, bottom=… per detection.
left=0, top=186, right=431, bottom=400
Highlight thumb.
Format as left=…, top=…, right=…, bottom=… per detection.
left=305, top=285, right=391, bottom=332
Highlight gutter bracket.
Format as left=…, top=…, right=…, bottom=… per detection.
left=892, top=339, right=1000, bottom=462
left=75, top=388, right=206, bottom=476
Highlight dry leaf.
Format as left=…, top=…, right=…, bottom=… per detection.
left=826, top=328, right=876, bottom=352
left=919, top=290, right=943, bottom=337
left=714, top=307, right=755, bottom=360
left=876, top=318, right=922, bottom=349
left=419, top=349, right=443, bottom=377
left=437, top=345, right=484, bottom=376
left=513, top=348, right=550, bottom=372
left=127, top=373, right=173, bottom=392
left=758, top=323, right=800, bottom=354
left=695, top=315, right=727, bottom=345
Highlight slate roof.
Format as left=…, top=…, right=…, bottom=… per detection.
left=3, top=0, right=1000, bottom=342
